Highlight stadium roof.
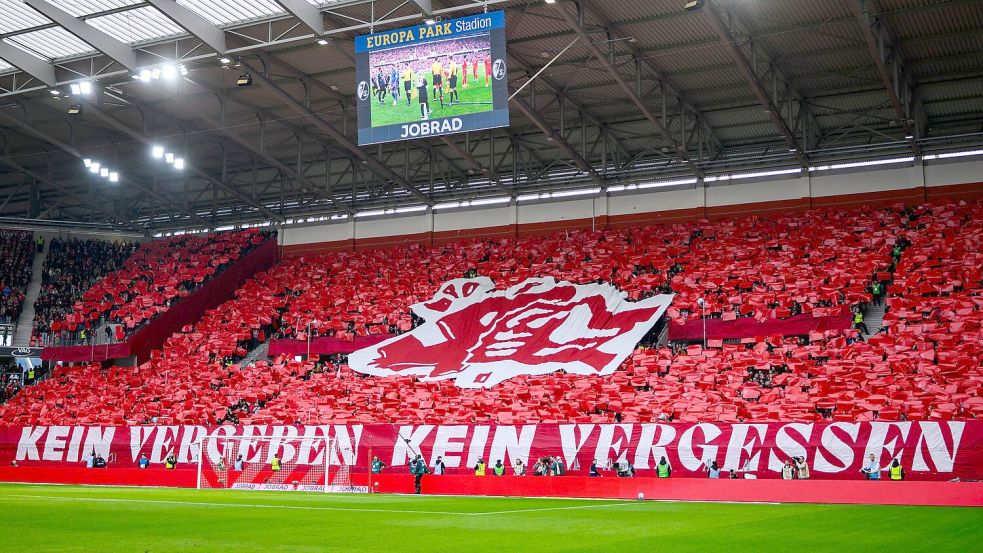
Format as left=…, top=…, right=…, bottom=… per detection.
left=0, top=0, right=981, bottom=233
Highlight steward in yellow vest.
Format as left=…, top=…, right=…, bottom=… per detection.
left=657, top=456, right=671, bottom=478
left=889, top=459, right=905, bottom=480
left=474, top=459, right=486, bottom=476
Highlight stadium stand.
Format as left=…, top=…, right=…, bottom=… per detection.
left=47, top=230, right=271, bottom=344
left=2, top=200, right=980, bottom=426
left=0, top=230, right=35, bottom=326
left=30, top=238, right=137, bottom=346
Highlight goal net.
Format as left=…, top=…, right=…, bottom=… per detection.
left=196, top=434, right=367, bottom=493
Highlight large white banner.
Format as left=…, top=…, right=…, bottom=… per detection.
left=349, top=277, right=673, bottom=387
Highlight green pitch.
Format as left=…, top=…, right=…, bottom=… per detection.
left=1, top=483, right=978, bottom=552
left=369, top=67, right=494, bottom=127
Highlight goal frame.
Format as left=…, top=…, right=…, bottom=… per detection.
left=195, top=434, right=347, bottom=493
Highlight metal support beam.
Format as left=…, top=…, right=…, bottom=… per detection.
left=849, top=0, right=921, bottom=156
left=24, top=0, right=138, bottom=70
left=168, top=87, right=354, bottom=215
left=274, top=0, right=324, bottom=35
left=146, top=0, right=227, bottom=54
left=438, top=136, right=514, bottom=197
left=703, top=1, right=808, bottom=165
left=411, top=0, right=433, bottom=15
left=557, top=2, right=702, bottom=177
left=0, top=41, right=57, bottom=86
left=510, top=50, right=633, bottom=162
left=80, top=101, right=283, bottom=222
left=0, top=107, right=212, bottom=228
left=579, top=2, right=724, bottom=153
left=240, top=59, right=432, bottom=205
left=510, top=96, right=604, bottom=183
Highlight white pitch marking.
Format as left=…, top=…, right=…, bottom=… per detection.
left=0, top=493, right=640, bottom=517
left=472, top=502, right=638, bottom=516
left=0, top=494, right=471, bottom=516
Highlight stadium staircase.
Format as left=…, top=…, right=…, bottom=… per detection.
left=656, top=324, right=669, bottom=347
left=11, top=241, right=48, bottom=347
left=862, top=301, right=887, bottom=338
left=240, top=340, right=271, bottom=367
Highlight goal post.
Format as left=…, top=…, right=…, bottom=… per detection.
left=196, top=434, right=368, bottom=493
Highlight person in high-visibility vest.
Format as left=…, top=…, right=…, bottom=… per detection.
left=164, top=452, right=177, bottom=469
left=657, top=456, right=672, bottom=478
left=853, top=308, right=869, bottom=334
left=474, top=458, right=486, bottom=476
left=271, top=454, right=281, bottom=472
left=871, top=281, right=883, bottom=306
left=889, top=459, right=905, bottom=480
left=493, top=460, right=505, bottom=476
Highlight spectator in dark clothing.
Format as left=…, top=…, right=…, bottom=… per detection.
left=31, top=237, right=136, bottom=345
left=0, top=230, right=34, bottom=325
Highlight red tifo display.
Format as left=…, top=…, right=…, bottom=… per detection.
left=0, top=201, right=979, bottom=433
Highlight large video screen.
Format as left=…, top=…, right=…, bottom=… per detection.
left=354, top=11, right=509, bottom=146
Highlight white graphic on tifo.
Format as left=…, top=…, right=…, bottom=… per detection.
left=348, top=277, right=673, bottom=388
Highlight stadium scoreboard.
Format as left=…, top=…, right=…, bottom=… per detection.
left=355, top=11, right=510, bottom=146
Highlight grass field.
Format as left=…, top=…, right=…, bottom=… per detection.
left=2, top=483, right=979, bottom=552
left=369, top=67, right=494, bottom=127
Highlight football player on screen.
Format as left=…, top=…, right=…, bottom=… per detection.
left=431, top=58, right=444, bottom=108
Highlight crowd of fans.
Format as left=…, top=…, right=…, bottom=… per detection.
left=49, top=229, right=272, bottom=345
left=0, top=358, right=38, bottom=405
left=0, top=230, right=35, bottom=325
left=31, top=238, right=137, bottom=345
left=1, top=200, right=980, bottom=428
